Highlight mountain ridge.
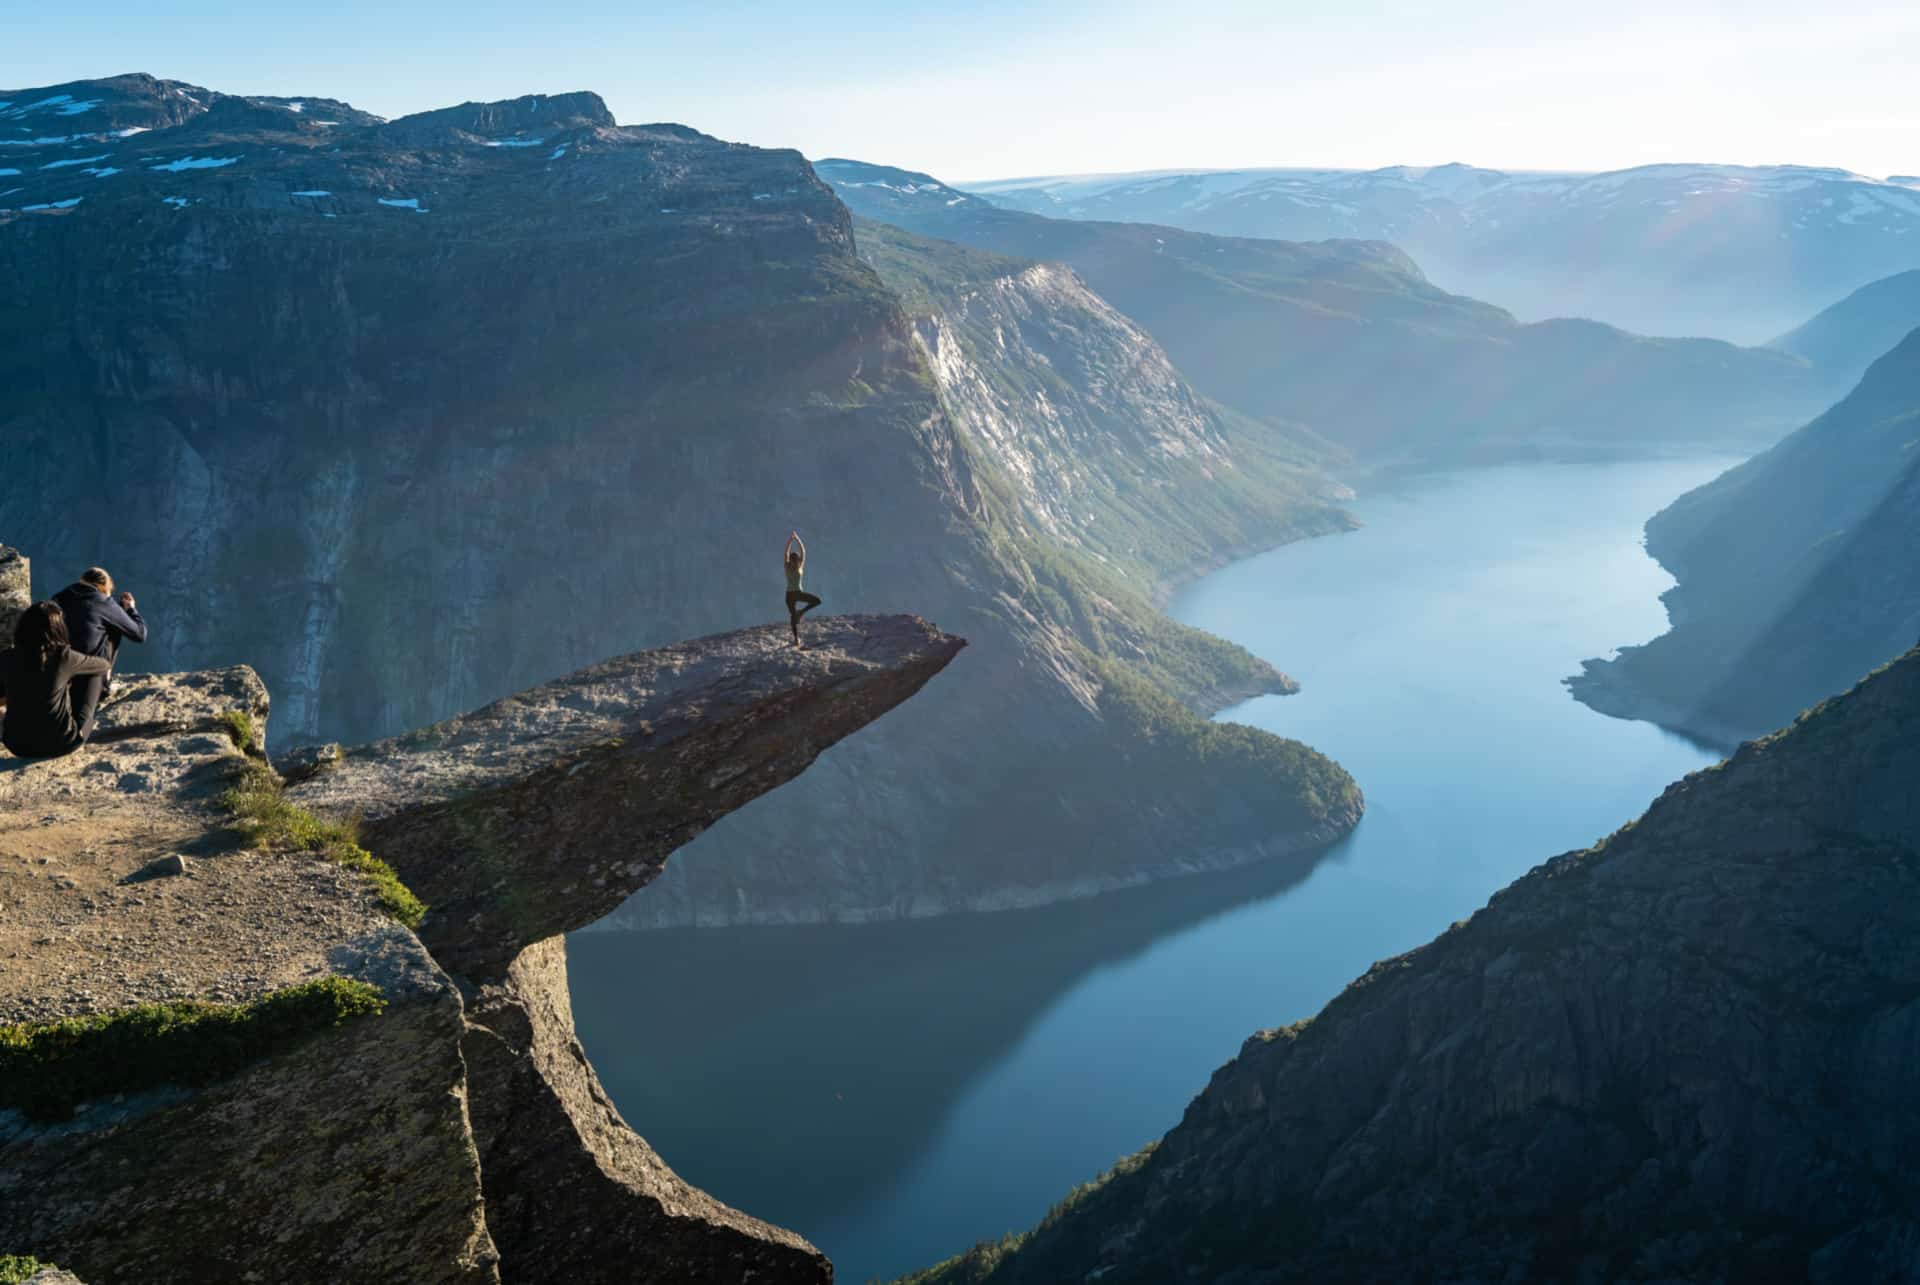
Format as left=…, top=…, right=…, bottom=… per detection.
left=962, top=160, right=1920, bottom=342
left=821, top=159, right=1839, bottom=467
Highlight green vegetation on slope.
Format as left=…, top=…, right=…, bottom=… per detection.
left=223, top=762, right=427, bottom=928
left=0, top=979, right=386, bottom=1121
left=218, top=708, right=261, bottom=756
left=894, top=1145, right=1159, bottom=1285
left=0, top=1257, right=49, bottom=1285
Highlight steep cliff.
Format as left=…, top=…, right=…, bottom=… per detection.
left=852, top=218, right=1352, bottom=590
left=0, top=74, right=1359, bottom=929
left=820, top=160, right=1840, bottom=465
left=1, top=601, right=964, bottom=1283
left=1571, top=328, right=1920, bottom=746
left=906, top=643, right=1920, bottom=1285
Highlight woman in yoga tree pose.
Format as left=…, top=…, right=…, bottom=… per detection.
left=784, top=531, right=822, bottom=648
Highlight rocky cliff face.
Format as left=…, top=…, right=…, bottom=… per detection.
left=1571, top=327, right=1920, bottom=746
left=821, top=160, right=1842, bottom=466
left=852, top=219, right=1354, bottom=592
left=0, top=548, right=27, bottom=643
left=0, top=75, right=1360, bottom=928
left=909, top=643, right=1920, bottom=1285
left=1, top=611, right=964, bottom=1283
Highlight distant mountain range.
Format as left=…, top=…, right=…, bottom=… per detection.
left=820, top=159, right=1847, bottom=467
left=963, top=163, right=1920, bottom=344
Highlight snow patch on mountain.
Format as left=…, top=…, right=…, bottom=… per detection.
left=151, top=155, right=240, bottom=172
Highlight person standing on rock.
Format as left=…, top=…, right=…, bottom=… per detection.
left=54, top=567, right=146, bottom=733
left=784, top=531, right=822, bottom=648
left=0, top=601, right=113, bottom=759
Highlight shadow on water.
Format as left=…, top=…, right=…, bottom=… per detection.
left=567, top=835, right=1350, bottom=1236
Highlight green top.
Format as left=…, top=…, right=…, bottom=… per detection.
left=786, top=560, right=804, bottom=591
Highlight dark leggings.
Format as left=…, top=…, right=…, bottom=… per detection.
left=785, top=589, right=822, bottom=634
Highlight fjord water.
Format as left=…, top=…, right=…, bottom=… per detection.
left=569, top=457, right=1731, bottom=1283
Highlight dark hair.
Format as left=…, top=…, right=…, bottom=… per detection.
left=15, top=601, right=70, bottom=672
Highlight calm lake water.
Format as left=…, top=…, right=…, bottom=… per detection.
left=569, top=457, right=1733, bottom=1283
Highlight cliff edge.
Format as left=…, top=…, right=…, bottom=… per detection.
left=1, top=565, right=964, bottom=1284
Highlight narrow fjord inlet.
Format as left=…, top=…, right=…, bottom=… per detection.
left=568, top=456, right=1730, bottom=1283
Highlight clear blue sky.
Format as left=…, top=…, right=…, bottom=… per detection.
left=9, top=0, right=1917, bottom=181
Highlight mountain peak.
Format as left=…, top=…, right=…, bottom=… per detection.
left=385, top=90, right=615, bottom=142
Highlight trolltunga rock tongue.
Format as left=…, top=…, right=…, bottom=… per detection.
left=289, top=614, right=966, bottom=974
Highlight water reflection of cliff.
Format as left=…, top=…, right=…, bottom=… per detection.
left=569, top=837, right=1347, bottom=1242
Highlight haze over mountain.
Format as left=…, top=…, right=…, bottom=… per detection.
left=1571, top=325, right=1920, bottom=747
left=0, top=73, right=1359, bottom=932
left=906, top=640, right=1920, bottom=1285
left=821, top=160, right=1846, bottom=466
left=966, top=163, right=1920, bottom=344
left=1770, top=268, right=1920, bottom=386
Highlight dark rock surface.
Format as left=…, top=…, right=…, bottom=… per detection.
left=1571, top=327, right=1920, bottom=746
left=912, top=645, right=1920, bottom=1284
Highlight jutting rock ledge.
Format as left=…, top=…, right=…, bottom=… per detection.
left=0, top=550, right=964, bottom=1285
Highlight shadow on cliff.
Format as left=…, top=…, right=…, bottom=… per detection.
left=567, top=837, right=1348, bottom=1244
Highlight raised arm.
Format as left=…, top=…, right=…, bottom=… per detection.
left=104, top=593, right=147, bottom=645
left=789, top=531, right=806, bottom=563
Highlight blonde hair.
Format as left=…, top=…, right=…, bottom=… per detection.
left=81, top=567, right=113, bottom=595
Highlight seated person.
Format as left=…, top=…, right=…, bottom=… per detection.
left=53, top=566, right=146, bottom=733
left=0, top=601, right=112, bottom=759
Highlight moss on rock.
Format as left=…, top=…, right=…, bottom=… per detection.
left=0, top=978, right=386, bottom=1121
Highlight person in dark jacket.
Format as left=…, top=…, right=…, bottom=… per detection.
left=53, top=567, right=146, bottom=733
left=0, top=601, right=112, bottom=759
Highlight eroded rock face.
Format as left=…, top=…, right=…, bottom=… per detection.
left=0, top=667, right=499, bottom=1284
left=924, top=646, right=1920, bottom=1284
left=291, top=614, right=965, bottom=976
left=460, top=939, right=830, bottom=1283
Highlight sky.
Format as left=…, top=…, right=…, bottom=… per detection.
left=7, top=0, right=1918, bottom=182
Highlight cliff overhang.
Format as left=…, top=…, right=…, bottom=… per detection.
left=0, top=552, right=964, bottom=1284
